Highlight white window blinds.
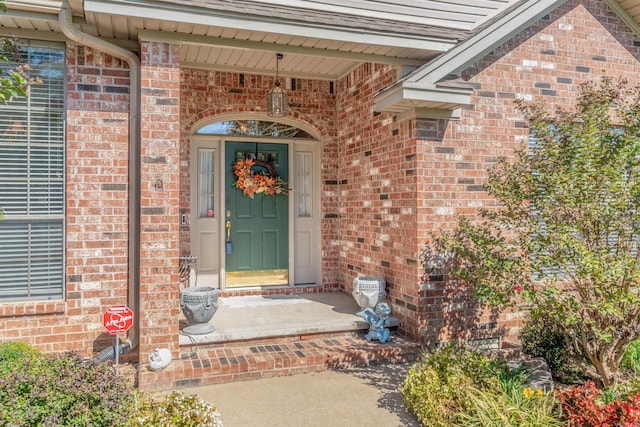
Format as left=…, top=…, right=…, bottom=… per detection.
left=0, top=40, right=65, bottom=301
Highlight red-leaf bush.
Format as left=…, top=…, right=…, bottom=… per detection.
left=557, top=381, right=640, bottom=426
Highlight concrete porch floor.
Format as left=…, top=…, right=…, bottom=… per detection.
left=179, top=292, right=381, bottom=346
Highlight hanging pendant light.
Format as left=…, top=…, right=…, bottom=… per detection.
left=267, top=53, right=287, bottom=117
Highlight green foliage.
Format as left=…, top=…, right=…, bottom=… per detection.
left=598, top=378, right=640, bottom=406
left=493, top=361, right=532, bottom=396
left=0, top=343, right=224, bottom=426
left=0, top=2, right=34, bottom=104
left=621, top=339, right=640, bottom=375
left=519, top=309, right=576, bottom=376
left=132, top=391, right=223, bottom=427
left=427, top=77, right=640, bottom=386
left=401, top=344, right=564, bottom=426
left=0, top=350, right=136, bottom=426
left=0, top=341, right=41, bottom=376
left=458, top=386, right=563, bottom=426
left=400, top=343, right=503, bottom=426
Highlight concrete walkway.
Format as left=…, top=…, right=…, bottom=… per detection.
left=183, top=363, right=421, bottom=427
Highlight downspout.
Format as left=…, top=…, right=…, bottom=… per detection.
left=59, top=3, right=141, bottom=357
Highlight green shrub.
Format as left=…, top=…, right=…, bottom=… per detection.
left=493, top=361, right=531, bottom=396
left=519, top=309, right=574, bottom=375
left=598, top=377, right=640, bottom=405
left=401, top=343, right=565, bottom=426
left=0, top=341, right=41, bottom=376
left=132, top=390, right=222, bottom=427
left=0, top=350, right=135, bottom=426
left=0, top=342, right=224, bottom=427
left=621, top=339, right=640, bottom=375
left=400, top=343, right=502, bottom=426
left=459, top=386, right=563, bottom=426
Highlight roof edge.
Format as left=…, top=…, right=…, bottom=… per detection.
left=85, top=0, right=460, bottom=52
left=408, top=0, right=568, bottom=85
left=602, top=0, right=640, bottom=39
left=374, top=82, right=473, bottom=114
left=373, top=0, right=568, bottom=116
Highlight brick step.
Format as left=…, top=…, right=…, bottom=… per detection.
left=141, top=331, right=423, bottom=391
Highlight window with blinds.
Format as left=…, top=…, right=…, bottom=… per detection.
left=0, top=40, right=65, bottom=301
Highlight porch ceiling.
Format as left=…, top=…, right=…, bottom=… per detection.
left=80, top=0, right=468, bottom=80
left=135, top=29, right=432, bottom=80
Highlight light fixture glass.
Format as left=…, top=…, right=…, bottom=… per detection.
left=267, top=53, right=288, bottom=117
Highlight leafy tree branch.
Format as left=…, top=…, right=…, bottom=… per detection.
left=426, top=77, right=640, bottom=386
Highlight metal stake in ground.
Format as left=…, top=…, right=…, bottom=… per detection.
left=114, top=334, right=120, bottom=375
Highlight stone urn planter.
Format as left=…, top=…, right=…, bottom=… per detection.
left=180, top=286, right=219, bottom=335
left=352, top=276, right=386, bottom=316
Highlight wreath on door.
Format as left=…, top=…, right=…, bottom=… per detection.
left=233, top=158, right=288, bottom=198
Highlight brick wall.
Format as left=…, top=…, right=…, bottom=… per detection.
left=335, top=63, right=427, bottom=339
left=0, top=45, right=131, bottom=354
left=178, top=69, right=339, bottom=289
left=65, top=46, right=132, bottom=353
left=416, top=0, right=640, bottom=346
left=137, top=41, right=182, bottom=382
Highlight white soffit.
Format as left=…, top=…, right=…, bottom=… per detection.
left=616, top=0, right=640, bottom=23
left=375, top=82, right=473, bottom=113
left=79, top=0, right=464, bottom=80
left=609, top=0, right=640, bottom=37
left=139, top=30, right=428, bottom=80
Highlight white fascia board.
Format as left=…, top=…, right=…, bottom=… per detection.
left=408, top=0, right=568, bottom=85
left=373, top=84, right=407, bottom=112
left=5, top=0, right=63, bottom=14
left=0, top=25, right=67, bottom=42
left=139, top=30, right=427, bottom=67
left=0, top=11, right=141, bottom=50
left=403, top=82, right=472, bottom=105
left=84, top=0, right=457, bottom=52
left=0, top=8, right=59, bottom=23
left=396, top=107, right=461, bottom=123
left=374, top=81, right=472, bottom=112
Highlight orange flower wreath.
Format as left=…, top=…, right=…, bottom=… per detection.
left=232, top=158, right=288, bottom=199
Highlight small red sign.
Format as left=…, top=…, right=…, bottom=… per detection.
left=103, top=305, right=134, bottom=335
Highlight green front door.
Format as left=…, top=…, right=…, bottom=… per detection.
left=225, top=141, right=289, bottom=286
